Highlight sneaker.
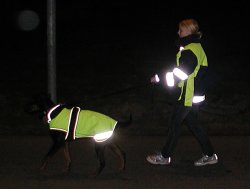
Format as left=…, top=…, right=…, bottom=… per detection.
left=146, top=153, right=171, bottom=165
left=194, top=154, right=218, bottom=166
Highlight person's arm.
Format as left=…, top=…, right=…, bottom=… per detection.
left=172, top=50, right=197, bottom=83
left=178, top=50, right=197, bottom=75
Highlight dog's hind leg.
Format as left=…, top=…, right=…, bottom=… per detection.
left=91, top=143, right=106, bottom=177
left=109, top=144, right=126, bottom=171
left=62, top=142, right=72, bottom=172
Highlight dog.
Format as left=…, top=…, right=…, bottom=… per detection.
left=26, top=94, right=132, bottom=177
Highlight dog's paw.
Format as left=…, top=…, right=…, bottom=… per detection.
left=40, top=166, right=46, bottom=172
left=40, top=162, right=47, bottom=171
left=88, top=171, right=99, bottom=178
left=118, top=165, right=125, bottom=171
left=62, top=163, right=71, bottom=173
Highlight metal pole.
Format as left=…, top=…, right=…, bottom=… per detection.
left=47, top=0, right=57, bottom=103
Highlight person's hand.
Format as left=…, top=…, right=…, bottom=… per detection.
left=150, top=74, right=160, bottom=83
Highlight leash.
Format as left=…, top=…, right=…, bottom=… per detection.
left=84, top=83, right=151, bottom=101
left=150, top=83, right=156, bottom=119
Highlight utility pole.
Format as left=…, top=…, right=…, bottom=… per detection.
left=47, top=0, right=57, bottom=103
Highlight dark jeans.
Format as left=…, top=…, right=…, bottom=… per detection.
left=161, top=102, right=214, bottom=158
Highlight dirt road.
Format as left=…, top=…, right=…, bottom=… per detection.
left=0, top=135, right=249, bottom=189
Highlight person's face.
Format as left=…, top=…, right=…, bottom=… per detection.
left=178, top=25, right=192, bottom=38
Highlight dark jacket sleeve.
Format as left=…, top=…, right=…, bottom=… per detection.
left=179, top=50, right=197, bottom=75
left=179, top=49, right=208, bottom=95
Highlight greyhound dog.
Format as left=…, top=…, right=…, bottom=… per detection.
left=26, top=94, right=132, bottom=176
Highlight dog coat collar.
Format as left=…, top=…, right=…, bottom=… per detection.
left=47, top=104, right=62, bottom=123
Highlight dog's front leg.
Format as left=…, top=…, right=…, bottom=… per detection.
left=63, top=142, right=72, bottom=172
left=40, top=140, right=64, bottom=171
left=40, top=157, right=49, bottom=170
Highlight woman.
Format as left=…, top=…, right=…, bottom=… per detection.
left=146, top=19, right=218, bottom=166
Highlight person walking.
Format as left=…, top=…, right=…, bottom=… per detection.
left=146, top=18, right=218, bottom=166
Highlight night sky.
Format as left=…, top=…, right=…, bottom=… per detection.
left=2, top=0, right=250, bottom=100
left=3, top=1, right=250, bottom=59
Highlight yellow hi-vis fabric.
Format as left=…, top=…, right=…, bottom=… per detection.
left=75, top=110, right=117, bottom=138
left=49, top=108, right=117, bottom=139
left=49, top=108, right=72, bottom=132
left=176, top=43, right=208, bottom=107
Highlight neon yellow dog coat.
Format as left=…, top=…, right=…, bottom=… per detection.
left=47, top=104, right=117, bottom=142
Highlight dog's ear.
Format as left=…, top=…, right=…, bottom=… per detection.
left=36, top=92, right=51, bottom=102
left=36, top=93, right=54, bottom=105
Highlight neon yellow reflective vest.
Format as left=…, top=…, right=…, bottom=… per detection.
left=49, top=108, right=117, bottom=139
left=176, top=43, right=208, bottom=107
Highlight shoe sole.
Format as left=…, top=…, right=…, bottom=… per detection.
left=194, top=160, right=218, bottom=166
left=146, top=157, right=170, bottom=165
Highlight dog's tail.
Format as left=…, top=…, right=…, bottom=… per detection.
left=116, top=113, right=132, bottom=128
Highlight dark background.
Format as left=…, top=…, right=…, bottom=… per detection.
left=1, top=0, right=250, bottom=135
left=1, top=2, right=250, bottom=187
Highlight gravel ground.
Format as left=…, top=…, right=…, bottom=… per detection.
left=0, top=135, right=250, bottom=189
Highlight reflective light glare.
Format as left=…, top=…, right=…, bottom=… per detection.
left=166, top=72, right=174, bottom=87
left=93, top=131, right=113, bottom=142
left=179, top=46, right=184, bottom=51
left=193, top=95, right=205, bottom=103
left=47, top=104, right=61, bottom=123
left=155, top=74, right=160, bottom=82
left=173, top=68, right=188, bottom=80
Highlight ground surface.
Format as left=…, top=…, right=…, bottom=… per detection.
left=1, top=135, right=250, bottom=189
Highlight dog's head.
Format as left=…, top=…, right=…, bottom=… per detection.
left=25, top=93, right=55, bottom=119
